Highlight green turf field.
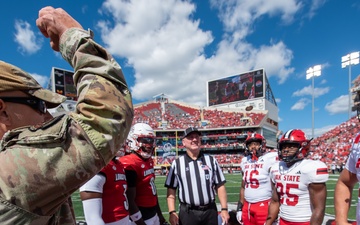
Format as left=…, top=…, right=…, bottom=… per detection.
left=71, top=173, right=358, bottom=222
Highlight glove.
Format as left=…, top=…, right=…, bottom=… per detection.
left=236, top=211, right=243, bottom=224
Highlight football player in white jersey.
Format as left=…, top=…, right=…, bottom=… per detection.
left=236, top=133, right=278, bottom=225
left=266, top=129, right=329, bottom=225
left=334, top=80, right=360, bottom=225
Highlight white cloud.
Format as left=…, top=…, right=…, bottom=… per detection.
left=302, top=124, right=337, bottom=138
left=210, top=0, right=302, bottom=32
left=29, top=73, right=48, bottom=88
left=291, top=98, right=310, bottom=110
left=320, top=79, right=327, bottom=85
left=275, top=98, right=281, bottom=103
left=14, top=20, right=42, bottom=55
left=97, top=0, right=300, bottom=104
left=292, top=85, right=330, bottom=98
left=307, top=0, right=327, bottom=19
left=325, top=95, right=350, bottom=115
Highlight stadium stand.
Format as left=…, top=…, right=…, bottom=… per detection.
left=308, top=116, right=360, bottom=172
left=131, top=97, right=360, bottom=176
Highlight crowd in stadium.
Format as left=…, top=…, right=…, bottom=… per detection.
left=133, top=102, right=265, bottom=129
left=152, top=114, right=360, bottom=173
left=309, top=116, right=359, bottom=169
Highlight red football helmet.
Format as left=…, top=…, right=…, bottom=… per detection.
left=278, top=129, right=311, bottom=164
left=127, top=123, right=156, bottom=159
left=245, top=133, right=266, bottom=158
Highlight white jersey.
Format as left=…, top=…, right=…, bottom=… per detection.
left=270, top=159, right=329, bottom=222
left=345, top=132, right=360, bottom=179
left=344, top=132, right=360, bottom=225
left=240, top=151, right=278, bottom=203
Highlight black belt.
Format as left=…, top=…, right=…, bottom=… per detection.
left=181, top=202, right=215, bottom=211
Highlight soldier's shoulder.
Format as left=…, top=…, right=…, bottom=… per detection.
left=14, top=115, right=69, bottom=145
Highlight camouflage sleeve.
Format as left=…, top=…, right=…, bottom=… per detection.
left=59, top=28, right=134, bottom=165
left=0, top=28, right=133, bottom=223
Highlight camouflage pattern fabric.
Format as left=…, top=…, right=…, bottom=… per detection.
left=0, top=28, right=134, bottom=224
left=0, top=61, right=67, bottom=108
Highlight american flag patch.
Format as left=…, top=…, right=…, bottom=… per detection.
left=201, top=165, right=209, bottom=170
left=316, top=168, right=328, bottom=175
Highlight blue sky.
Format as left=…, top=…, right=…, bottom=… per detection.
left=1, top=0, right=360, bottom=137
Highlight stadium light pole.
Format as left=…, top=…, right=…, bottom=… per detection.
left=306, top=65, right=322, bottom=139
left=341, top=51, right=360, bottom=119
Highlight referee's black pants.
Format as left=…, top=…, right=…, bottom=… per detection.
left=178, top=202, right=218, bottom=225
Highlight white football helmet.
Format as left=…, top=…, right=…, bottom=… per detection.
left=127, top=123, right=156, bottom=159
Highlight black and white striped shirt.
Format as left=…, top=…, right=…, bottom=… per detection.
left=164, top=153, right=226, bottom=206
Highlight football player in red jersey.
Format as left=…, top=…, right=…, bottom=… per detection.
left=120, top=123, right=168, bottom=225
left=266, top=129, right=328, bottom=225
left=236, top=133, right=278, bottom=225
left=334, top=77, right=360, bottom=225
left=80, top=152, right=129, bottom=225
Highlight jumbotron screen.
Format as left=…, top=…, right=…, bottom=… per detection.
left=51, top=67, right=77, bottom=101
left=207, top=69, right=264, bottom=107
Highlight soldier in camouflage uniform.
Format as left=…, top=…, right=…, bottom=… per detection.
left=0, top=6, right=133, bottom=225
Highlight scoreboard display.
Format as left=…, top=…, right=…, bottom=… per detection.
left=207, top=69, right=265, bottom=107
left=51, top=67, right=77, bottom=101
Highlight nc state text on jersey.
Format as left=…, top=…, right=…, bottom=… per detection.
left=274, top=174, right=300, bottom=182
left=244, top=163, right=264, bottom=169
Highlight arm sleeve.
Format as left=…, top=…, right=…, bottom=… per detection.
left=82, top=198, right=105, bottom=225
left=0, top=28, right=134, bottom=215
left=79, top=174, right=106, bottom=193
left=214, top=158, right=226, bottom=186
left=60, top=28, right=134, bottom=165
left=165, top=160, right=178, bottom=188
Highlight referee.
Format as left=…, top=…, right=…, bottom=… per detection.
left=165, top=127, right=230, bottom=225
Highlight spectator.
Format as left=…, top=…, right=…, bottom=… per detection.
left=331, top=163, right=336, bottom=174
left=0, top=6, right=133, bottom=224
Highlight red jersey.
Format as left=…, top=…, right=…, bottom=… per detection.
left=101, top=160, right=129, bottom=223
left=120, top=153, right=157, bottom=207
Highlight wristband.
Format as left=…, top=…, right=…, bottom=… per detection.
left=221, top=208, right=228, bottom=211
left=236, top=201, right=243, bottom=211
left=169, top=210, right=177, bottom=215
left=130, top=211, right=142, bottom=222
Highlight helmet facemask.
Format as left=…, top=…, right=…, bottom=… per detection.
left=136, top=136, right=156, bottom=159
left=127, top=123, right=156, bottom=159
left=278, top=129, right=310, bottom=165
left=245, top=133, right=266, bottom=159
left=246, top=141, right=264, bottom=159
